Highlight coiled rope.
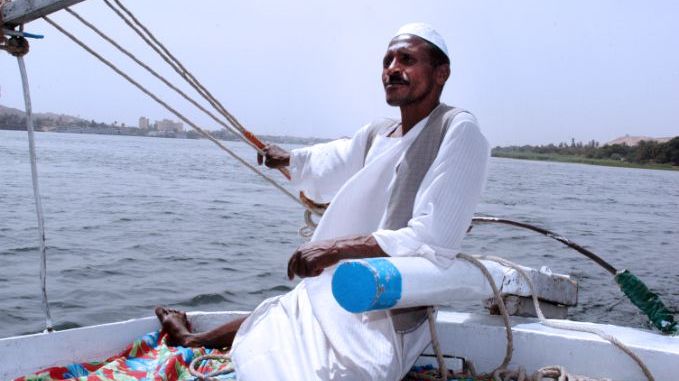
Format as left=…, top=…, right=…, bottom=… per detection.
left=188, top=353, right=234, bottom=381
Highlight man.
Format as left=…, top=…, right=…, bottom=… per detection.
left=156, top=23, right=489, bottom=380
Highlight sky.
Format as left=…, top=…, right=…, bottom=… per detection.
left=1, top=0, right=678, bottom=146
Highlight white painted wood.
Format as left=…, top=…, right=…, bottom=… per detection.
left=1, top=0, right=86, bottom=26
left=428, top=311, right=679, bottom=380
left=2, top=310, right=677, bottom=381
left=499, top=264, right=578, bottom=305
left=0, top=311, right=248, bottom=380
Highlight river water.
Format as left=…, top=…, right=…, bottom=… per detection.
left=1, top=130, right=677, bottom=339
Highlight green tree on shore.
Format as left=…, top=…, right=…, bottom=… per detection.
left=493, top=137, right=679, bottom=166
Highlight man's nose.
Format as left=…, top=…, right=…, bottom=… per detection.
left=385, top=59, right=401, bottom=74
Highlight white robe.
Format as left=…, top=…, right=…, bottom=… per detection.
left=231, top=110, right=490, bottom=381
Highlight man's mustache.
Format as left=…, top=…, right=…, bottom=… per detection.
left=385, top=74, right=409, bottom=85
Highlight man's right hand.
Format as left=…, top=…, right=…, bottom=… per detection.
left=257, top=144, right=290, bottom=169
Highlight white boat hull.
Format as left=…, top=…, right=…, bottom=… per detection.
left=1, top=311, right=677, bottom=380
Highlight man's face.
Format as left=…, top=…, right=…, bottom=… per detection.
left=382, top=35, right=447, bottom=107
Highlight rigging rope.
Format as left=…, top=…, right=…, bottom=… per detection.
left=470, top=216, right=676, bottom=335
left=101, top=0, right=291, bottom=181
left=43, top=15, right=312, bottom=215
left=63, top=7, right=265, bottom=156
left=16, top=49, right=54, bottom=333
left=469, top=216, right=617, bottom=275
left=54, top=2, right=326, bottom=221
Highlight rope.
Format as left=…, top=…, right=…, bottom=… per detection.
left=416, top=253, right=653, bottom=380
left=1, top=2, right=31, bottom=57
left=17, top=53, right=54, bottom=332
left=478, top=255, right=654, bottom=381
left=426, top=307, right=448, bottom=381
left=59, top=4, right=325, bottom=221
left=63, top=7, right=264, bottom=156
left=470, top=216, right=676, bottom=335
left=469, top=216, right=617, bottom=275
left=43, top=16, right=313, bottom=215
left=1, top=34, right=28, bottom=55
left=456, top=253, right=514, bottom=372
left=188, top=353, right=234, bottom=380
left=101, top=0, right=291, bottom=182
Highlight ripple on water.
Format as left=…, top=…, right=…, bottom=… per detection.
left=5, top=246, right=38, bottom=254
left=249, top=285, right=293, bottom=295
left=50, top=321, right=82, bottom=332
left=179, top=292, right=235, bottom=307
left=2, top=134, right=678, bottom=338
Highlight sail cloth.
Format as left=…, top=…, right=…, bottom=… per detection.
left=231, top=104, right=490, bottom=381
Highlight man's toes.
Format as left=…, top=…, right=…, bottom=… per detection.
left=155, top=306, right=169, bottom=320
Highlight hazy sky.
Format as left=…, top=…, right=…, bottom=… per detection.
left=1, top=0, right=677, bottom=146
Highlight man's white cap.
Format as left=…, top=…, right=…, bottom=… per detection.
left=394, top=22, right=449, bottom=58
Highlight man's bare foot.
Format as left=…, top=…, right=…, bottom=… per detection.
left=155, top=306, right=198, bottom=347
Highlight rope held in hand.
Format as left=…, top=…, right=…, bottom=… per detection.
left=57, top=1, right=325, bottom=222
left=101, top=0, right=292, bottom=181
left=43, top=16, right=311, bottom=215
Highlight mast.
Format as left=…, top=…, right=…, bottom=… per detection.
left=2, top=0, right=85, bottom=27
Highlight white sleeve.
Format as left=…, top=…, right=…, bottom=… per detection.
left=288, top=124, right=371, bottom=203
left=372, top=115, right=490, bottom=267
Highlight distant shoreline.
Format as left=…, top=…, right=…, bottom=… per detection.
left=0, top=126, right=332, bottom=146
left=493, top=151, right=679, bottom=171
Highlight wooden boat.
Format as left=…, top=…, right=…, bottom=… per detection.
left=3, top=2, right=678, bottom=380
left=1, top=310, right=678, bottom=380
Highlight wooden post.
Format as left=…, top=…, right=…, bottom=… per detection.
left=2, top=0, right=86, bottom=27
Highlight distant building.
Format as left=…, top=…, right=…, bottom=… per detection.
left=138, top=116, right=150, bottom=130
left=155, top=119, right=183, bottom=133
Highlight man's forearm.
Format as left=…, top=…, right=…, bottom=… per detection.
left=334, top=234, right=388, bottom=260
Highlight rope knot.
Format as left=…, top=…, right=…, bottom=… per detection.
left=3, top=35, right=29, bottom=56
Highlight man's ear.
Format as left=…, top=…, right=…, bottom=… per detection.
left=434, top=64, right=450, bottom=86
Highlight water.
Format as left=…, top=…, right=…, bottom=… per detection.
left=1, top=130, right=678, bottom=339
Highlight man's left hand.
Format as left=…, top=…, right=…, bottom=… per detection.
left=287, top=235, right=388, bottom=280
left=287, top=240, right=341, bottom=280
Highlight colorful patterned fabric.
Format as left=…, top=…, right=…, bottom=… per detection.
left=14, top=331, right=235, bottom=381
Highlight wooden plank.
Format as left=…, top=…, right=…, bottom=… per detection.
left=2, top=0, right=86, bottom=27
left=499, top=263, right=578, bottom=306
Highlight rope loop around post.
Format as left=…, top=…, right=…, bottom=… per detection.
left=3, top=35, right=30, bottom=56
